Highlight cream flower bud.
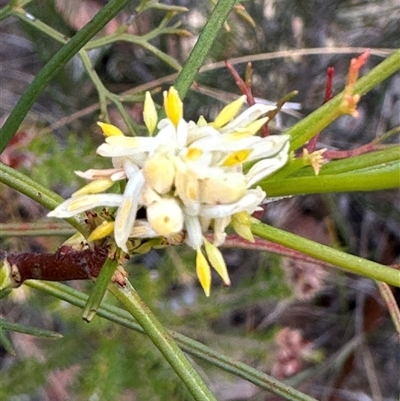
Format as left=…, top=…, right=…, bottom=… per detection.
left=142, top=152, right=175, bottom=194
left=147, top=198, right=184, bottom=236
left=199, top=172, right=247, bottom=205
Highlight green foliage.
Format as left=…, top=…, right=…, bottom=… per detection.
left=0, top=0, right=399, bottom=400
left=28, top=130, right=100, bottom=190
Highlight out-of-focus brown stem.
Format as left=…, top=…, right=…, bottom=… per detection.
left=0, top=246, right=108, bottom=288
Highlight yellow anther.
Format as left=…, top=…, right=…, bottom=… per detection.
left=222, top=149, right=252, bottom=166
left=186, top=147, right=203, bottom=161
left=88, top=221, right=115, bottom=241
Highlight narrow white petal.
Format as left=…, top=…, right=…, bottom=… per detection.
left=122, top=159, right=139, bottom=179
left=75, top=168, right=123, bottom=180
left=175, top=119, right=188, bottom=148
left=219, top=104, right=277, bottom=133
left=97, top=143, right=140, bottom=157
left=47, top=194, right=123, bottom=218
left=199, top=188, right=265, bottom=218
left=246, top=141, right=290, bottom=187
left=186, top=123, right=219, bottom=145
left=156, top=119, right=179, bottom=143
left=114, top=172, right=145, bottom=252
left=110, top=170, right=128, bottom=181
left=213, top=216, right=231, bottom=246
left=245, top=135, right=290, bottom=162
left=184, top=214, right=203, bottom=250
left=191, top=134, right=268, bottom=154
left=97, top=136, right=159, bottom=158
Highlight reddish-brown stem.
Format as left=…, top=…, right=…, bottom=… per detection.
left=324, top=143, right=387, bottom=160
left=306, top=66, right=335, bottom=153
left=225, top=60, right=271, bottom=136
left=1, top=246, right=108, bottom=288
left=324, top=66, right=335, bottom=102
left=225, top=60, right=255, bottom=105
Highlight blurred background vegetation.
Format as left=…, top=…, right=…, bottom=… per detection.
left=0, top=0, right=399, bottom=400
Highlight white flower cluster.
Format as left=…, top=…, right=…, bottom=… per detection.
left=48, top=88, right=290, bottom=295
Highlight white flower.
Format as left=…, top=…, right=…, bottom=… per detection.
left=48, top=87, right=290, bottom=295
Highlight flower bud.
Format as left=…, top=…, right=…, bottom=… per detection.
left=200, top=173, right=247, bottom=204
left=143, top=152, right=175, bottom=194
left=147, top=198, right=184, bottom=236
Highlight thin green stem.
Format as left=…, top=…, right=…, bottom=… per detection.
left=83, top=258, right=118, bottom=322
left=0, top=0, right=132, bottom=153
left=276, top=164, right=399, bottom=193
left=0, top=162, right=87, bottom=236
left=287, top=49, right=400, bottom=151
left=372, top=125, right=400, bottom=144
left=250, top=222, right=400, bottom=287
left=0, top=318, right=62, bottom=339
left=13, top=7, right=69, bottom=43
left=261, top=160, right=399, bottom=196
left=267, top=145, right=399, bottom=182
left=26, top=280, right=317, bottom=401
left=0, top=222, right=75, bottom=237
left=0, top=4, right=13, bottom=21
left=78, top=50, right=109, bottom=118
left=108, top=281, right=218, bottom=401
left=173, top=0, right=238, bottom=99
left=0, top=328, right=15, bottom=356
left=10, top=5, right=179, bottom=133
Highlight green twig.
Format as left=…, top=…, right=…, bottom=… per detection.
left=250, top=222, right=400, bottom=287
left=0, top=328, right=15, bottom=356
left=108, top=280, right=218, bottom=401
left=0, top=0, right=133, bottom=152
left=0, top=162, right=87, bottom=236
left=26, top=280, right=317, bottom=401
left=173, top=0, right=238, bottom=99
left=0, top=318, right=62, bottom=339
left=261, top=160, right=400, bottom=196
left=286, top=49, right=400, bottom=151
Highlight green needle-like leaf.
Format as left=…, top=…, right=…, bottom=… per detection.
left=82, top=258, right=118, bottom=322
left=0, top=317, right=63, bottom=339
left=0, top=328, right=15, bottom=356
left=26, top=280, right=318, bottom=401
